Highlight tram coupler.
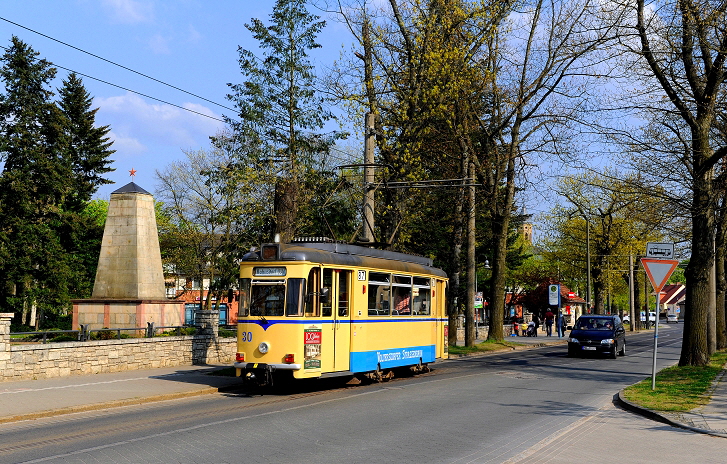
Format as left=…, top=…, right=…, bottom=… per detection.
left=241, top=364, right=275, bottom=388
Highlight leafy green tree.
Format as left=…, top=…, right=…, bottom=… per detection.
left=156, top=143, right=270, bottom=308
left=542, top=172, right=673, bottom=325
left=0, top=37, right=67, bottom=323
left=57, top=73, right=115, bottom=211
left=223, top=0, right=343, bottom=243
left=0, top=38, right=112, bottom=326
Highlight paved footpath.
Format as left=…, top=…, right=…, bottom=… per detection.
left=0, top=364, right=242, bottom=423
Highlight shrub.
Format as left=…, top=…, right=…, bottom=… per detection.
left=218, top=329, right=235, bottom=338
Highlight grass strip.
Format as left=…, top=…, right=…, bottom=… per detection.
left=623, top=350, right=727, bottom=412
left=448, top=339, right=523, bottom=356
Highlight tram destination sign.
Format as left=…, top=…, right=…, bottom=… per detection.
left=646, top=242, right=674, bottom=259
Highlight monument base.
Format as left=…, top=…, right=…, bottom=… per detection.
left=72, top=299, right=185, bottom=331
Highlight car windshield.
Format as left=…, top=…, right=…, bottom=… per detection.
left=576, top=318, right=613, bottom=330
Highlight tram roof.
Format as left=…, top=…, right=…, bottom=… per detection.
left=245, top=241, right=447, bottom=279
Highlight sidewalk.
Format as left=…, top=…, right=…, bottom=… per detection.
left=0, top=364, right=242, bottom=424
left=617, top=367, right=727, bottom=438
left=1, top=342, right=726, bottom=440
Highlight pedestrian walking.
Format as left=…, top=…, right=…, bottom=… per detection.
left=556, top=311, right=565, bottom=338
left=532, top=314, right=539, bottom=337
left=544, top=309, right=554, bottom=336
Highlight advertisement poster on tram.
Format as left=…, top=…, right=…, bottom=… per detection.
left=304, top=325, right=322, bottom=369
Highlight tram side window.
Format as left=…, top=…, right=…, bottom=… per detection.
left=305, top=268, right=320, bottom=316
left=286, top=278, right=305, bottom=316
left=322, top=268, right=333, bottom=317
left=392, top=275, right=412, bottom=315
left=338, top=270, right=350, bottom=316
left=238, top=278, right=251, bottom=316
left=413, top=277, right=431, bottom=315
left=368, top=272, right=391, bottom=316
left=249, top=282, right=285, bottom=316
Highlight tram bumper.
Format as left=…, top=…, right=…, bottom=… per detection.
left=233, top=362, right=302, bottom=386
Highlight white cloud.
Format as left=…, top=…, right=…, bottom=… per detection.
left=107, top=131, right=146, bottom=155
left=187, top=24, right=202, bottom=44
left=94, top=92, right=225, bottom=150
left=102, top=0, right=154, bottom=24
left=148, top=33, right=171, bottom=54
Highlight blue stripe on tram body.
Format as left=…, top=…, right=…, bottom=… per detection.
left=350, top=345, right=436, bottom=372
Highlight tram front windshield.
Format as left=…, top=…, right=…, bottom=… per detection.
left=240, top=269, right=319, bottom=317
left=249, top=281, right=285, bottom=316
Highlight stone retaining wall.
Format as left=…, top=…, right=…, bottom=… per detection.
left=456, top=324, right=516, bottom=341
left=0, top=312, right=237, bottom=383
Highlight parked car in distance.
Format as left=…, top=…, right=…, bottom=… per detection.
left=667, top=314, right=678, bottom=323
left=640, top=311, right=657, bottom=327
left=567, top=315, right=626, bottom=359
left=622, top=314, right=630, bottom=324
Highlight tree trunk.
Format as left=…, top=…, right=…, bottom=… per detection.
left=487, top=136, right=518, bottom=342
left=465, top=160, right=476, bottom=346
left=716, top=209, right=727, bottom=350
left=680, top=133, right=714, bottom=366
left=273, top=177, right=298, bottom=243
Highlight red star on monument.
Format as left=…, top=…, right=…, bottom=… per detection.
left=129, top=168, right=137, bottom=178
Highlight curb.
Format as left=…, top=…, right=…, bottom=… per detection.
left=450, top=340, right=567, bottom=358
left=0, top=386, right=225, bottom=425
left=616, top=389, right=727, bottom=439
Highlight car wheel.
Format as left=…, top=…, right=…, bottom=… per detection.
left=610, top=346, right=617, bottom=359
left=619, top=342, right=626, bottom=356
left=567, top=347, right=576, bottom=357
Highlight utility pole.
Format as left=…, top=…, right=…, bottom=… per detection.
left=629, top=254, right=635, bottom=332
left=362, top=113, right=376, bottom=244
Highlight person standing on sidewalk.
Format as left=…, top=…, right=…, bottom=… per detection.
left=556, top=311, right=565, bottom=338
left=544, top=309, right=555, bottom=336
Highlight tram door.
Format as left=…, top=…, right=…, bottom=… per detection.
left=322, top=268, right=352, bottom=372
left=333, top=270, right=352, bottom=371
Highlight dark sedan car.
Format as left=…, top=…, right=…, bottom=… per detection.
left=567, top=315, right=626, bottom=359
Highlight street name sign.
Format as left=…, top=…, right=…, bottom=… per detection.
left=646, top=242, right=674, bottom=259
left=641, top=258, right=679, bottom=293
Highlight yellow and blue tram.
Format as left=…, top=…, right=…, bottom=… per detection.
left=234, top=239, right=448, bottom=385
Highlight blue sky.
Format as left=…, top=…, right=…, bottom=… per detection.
left=0, top=0, right=355, bottom=200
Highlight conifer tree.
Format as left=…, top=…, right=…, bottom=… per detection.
left=224, top=0, right=341, bottom=243
left=57, top=72, right=115, bottom=211
left=0, top=38, right=112, bottom=325
left=0, top=36, right=67, bottom=323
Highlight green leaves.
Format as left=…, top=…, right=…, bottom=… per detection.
left=223, top=0, right=346, bottom=241
left=0, top=37, right=113, bottom=325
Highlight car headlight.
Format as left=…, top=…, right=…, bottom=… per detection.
left=601, top=339, right=615, bottom=345
left=258, top=342, right=270, bottom=354
left=568, top=338, right=580, bottom=344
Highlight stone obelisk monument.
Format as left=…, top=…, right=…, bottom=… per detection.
left=73, top=177, right=183, bottom=330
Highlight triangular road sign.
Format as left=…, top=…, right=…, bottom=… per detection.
left=641, top=258, right=679, bottom=292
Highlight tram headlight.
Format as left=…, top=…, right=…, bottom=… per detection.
left=258, top=342, right=270, bottom=354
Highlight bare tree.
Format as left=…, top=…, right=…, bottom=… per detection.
left=477, top=0, right=620, bottom=340
left=609, top=0, right=727, bottom=365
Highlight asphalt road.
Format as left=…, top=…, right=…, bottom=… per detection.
left=1, top=323, right=724, bottom=464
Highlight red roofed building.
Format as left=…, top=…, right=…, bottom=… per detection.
left=659, top=283, right=685, bottom=321
left=518, top=280, right=588, bottom=326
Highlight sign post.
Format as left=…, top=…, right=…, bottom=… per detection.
left=548, top=284, right=560, bottom=307
left=641, top=257, right=678, bottom=390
